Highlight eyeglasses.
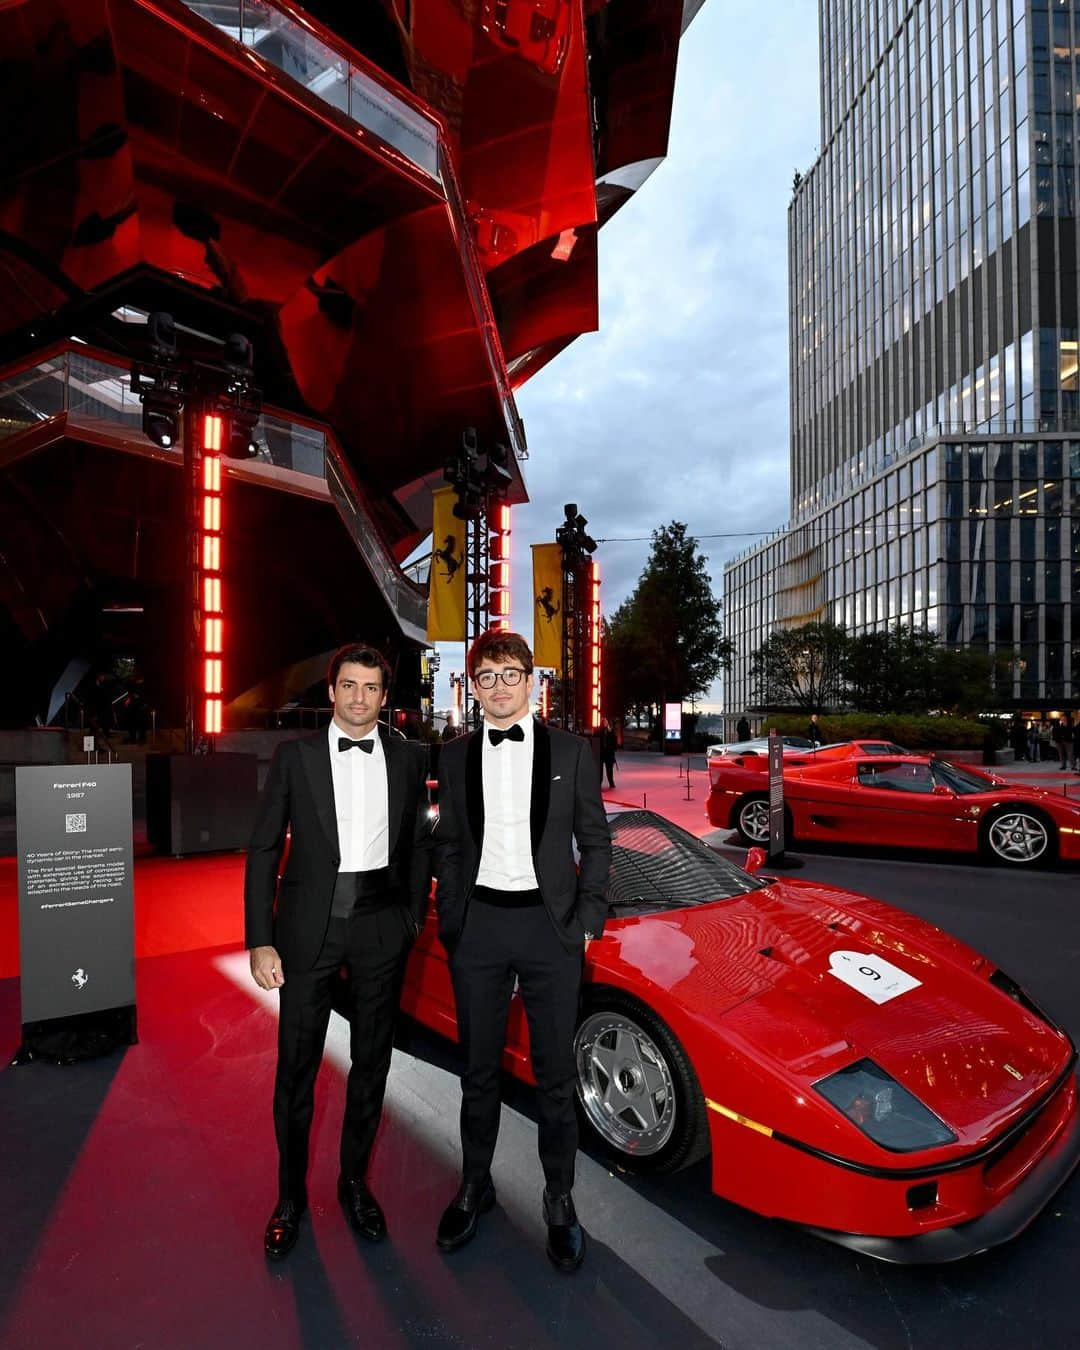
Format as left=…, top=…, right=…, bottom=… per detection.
left=473, top=668, right=527, bottom=689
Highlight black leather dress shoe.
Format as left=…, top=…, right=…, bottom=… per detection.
left=436, top=1178, right=496, bottom=1251
left=264, top=1199, right=305, bottom=1261
left=337, top=1176, right=387, bottom=1242
left=543, top=1190, right=585, bottom=1272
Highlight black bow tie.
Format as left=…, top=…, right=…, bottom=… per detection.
left=338, top=737, right=375, bottom=753
left=488, top=723, right=525, bottom=747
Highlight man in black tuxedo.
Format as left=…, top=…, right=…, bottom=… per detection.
left=434, top=630, right=611, bottom=1272
left=245, top=643, right=431, bottom=1260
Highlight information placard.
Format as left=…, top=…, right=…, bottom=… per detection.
left=16, top=764, right=135, bottom=1024
left=767, top=730, right=785, bottom=859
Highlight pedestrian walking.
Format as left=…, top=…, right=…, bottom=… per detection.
left=1054, top=714, right=1074, bottom=771
left=599, top=717, right=617, bottom=789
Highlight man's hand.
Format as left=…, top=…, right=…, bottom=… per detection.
left=250, top=945, right=284, bottom=990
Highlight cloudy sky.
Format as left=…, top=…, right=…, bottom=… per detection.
left=436, top=0, right=822, bottom=711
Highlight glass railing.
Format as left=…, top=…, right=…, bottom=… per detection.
left=326, top=454, right=427, bottom=640
left=179, top=0, right=441, bottom=184
left=0, top=343, right=424, bottom=637
left=0, top=351, right=149, bottom=443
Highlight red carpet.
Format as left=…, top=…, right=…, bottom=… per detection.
left=0, top=850, right=245, bottom=980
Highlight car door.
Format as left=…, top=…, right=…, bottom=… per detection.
left=842, top=760, right=944, bottom=847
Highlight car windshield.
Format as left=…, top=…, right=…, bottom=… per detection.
left=931, top=760, right=994, bottom=795
left=607, top=810, right=767, bottom=916
left=812, top=740, right=908, bottom=755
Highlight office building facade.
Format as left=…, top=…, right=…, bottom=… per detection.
left=725, top=0, right=1080, bottom=721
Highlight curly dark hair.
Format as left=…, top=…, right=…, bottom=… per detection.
left=328, top=643, right=392, bottom=691
left=467, top=629, right=533, bottom=679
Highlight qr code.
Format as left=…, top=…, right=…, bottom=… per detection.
left=65, top=813, right=87, bottom=833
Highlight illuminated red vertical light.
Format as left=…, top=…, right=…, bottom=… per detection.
left=588, top=560, right=601, bottom=731
left=488, top=502, right=511, bottom=631
left=200, top=413, right=224, bottom=738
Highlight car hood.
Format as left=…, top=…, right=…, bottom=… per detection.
left=605, top=878, right=1071, bottom=1148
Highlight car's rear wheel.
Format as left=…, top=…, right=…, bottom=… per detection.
left=981, top=807, right=1055, bottom=866
left=574, top=992, right=709, bottom=1174
left=734, top=793, right=771, bottom=845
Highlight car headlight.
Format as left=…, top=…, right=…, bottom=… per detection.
left=815, top=1059, right=956, bottom=1152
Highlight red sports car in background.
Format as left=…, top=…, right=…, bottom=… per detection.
left=400, top=808, right=1080, bottom=1261
left=707, top=743, right=1080, bottom=866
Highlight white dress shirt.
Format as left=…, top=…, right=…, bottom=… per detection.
left=328, top=720, right=389, bottom=872
left=476, top=712, right=539, bottom=891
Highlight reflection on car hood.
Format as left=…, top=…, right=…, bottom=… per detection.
left=605, top=877, right=1071, bottom=1146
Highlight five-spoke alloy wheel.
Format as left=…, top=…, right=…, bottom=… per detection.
left=574, top=995, right=709, bottom=1174
left=735, top=794, right=771, bottom=846
left=983, top=808, right=1054, bottom=866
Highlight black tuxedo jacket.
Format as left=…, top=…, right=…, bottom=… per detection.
left=244, top=728, right=432, bottom=972
left=434, top=719, right=611, bottom=954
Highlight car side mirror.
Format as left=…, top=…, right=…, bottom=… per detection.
left=744, top=847, right=767, bottom=874
left=932, top=785, right=953, bottom=797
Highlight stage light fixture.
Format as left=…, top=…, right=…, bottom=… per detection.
left=142, top=392, right=181, bottom=449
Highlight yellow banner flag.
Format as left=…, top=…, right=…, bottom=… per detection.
left=532, top=543, right=563, bottom=671
left=427, top=487, right=466, bottom=641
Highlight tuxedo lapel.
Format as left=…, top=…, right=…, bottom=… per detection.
left=299, top=733, right=340, bottom=862
left=383, top=731, right=405, bottom=856
left=530, top=718, right=551, bottom=857
left=465, top=728, right=484, bottom=853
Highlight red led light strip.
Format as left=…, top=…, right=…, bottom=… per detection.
left=588, top=561, right=601, bottom=732
left=201, top=414, right=224, bottom=736
left=489, top=502, right=511, bottom=631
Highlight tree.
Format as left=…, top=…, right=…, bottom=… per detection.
left=750, top=620, right=847, bottom=712
left=843, top=625, right=940, bottom=711
left=604, top=522, right=732, bottom=717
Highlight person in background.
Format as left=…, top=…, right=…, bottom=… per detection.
left=735, top=714, right=751, bottom=743
left=807, top=712, right=822, bottom=746
left=1027, top=720, right=1041, bottom=763
left=599, top=717, right=618, bottom=790
left=1054, top=714, right=1073, bottom=771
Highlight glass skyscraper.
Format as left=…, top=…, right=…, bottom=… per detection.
left=725, top=0, right=1080, bottom=723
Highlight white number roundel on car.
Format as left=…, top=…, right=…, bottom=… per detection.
left=827, top=950, right=922, bottom=1004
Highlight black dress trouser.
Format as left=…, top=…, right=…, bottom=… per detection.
left=273, top=900, right=413, bottom=1204
left=450, top=900, right=583, bottom=1195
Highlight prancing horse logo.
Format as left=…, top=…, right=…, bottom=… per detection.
left=71, top=968, right=88, bottom=990
left=433, top=533, right=464, bottom=584
left=536, top=586, right=560, bottom=623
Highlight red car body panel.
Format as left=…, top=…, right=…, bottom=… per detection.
left=707, top=746, right=1080, bottom=861
left=400, top=834, right=1080, bottom=1254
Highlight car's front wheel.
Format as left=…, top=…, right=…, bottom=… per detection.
left=981, top=806, right=1055, bottom=866
left=574, top=992, right=709, bottom=1174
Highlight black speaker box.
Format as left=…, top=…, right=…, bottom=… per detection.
left=146, top=753, right=258, bottom=855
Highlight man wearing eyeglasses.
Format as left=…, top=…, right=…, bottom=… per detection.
left=433, top=629, right=611, bottom=1272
